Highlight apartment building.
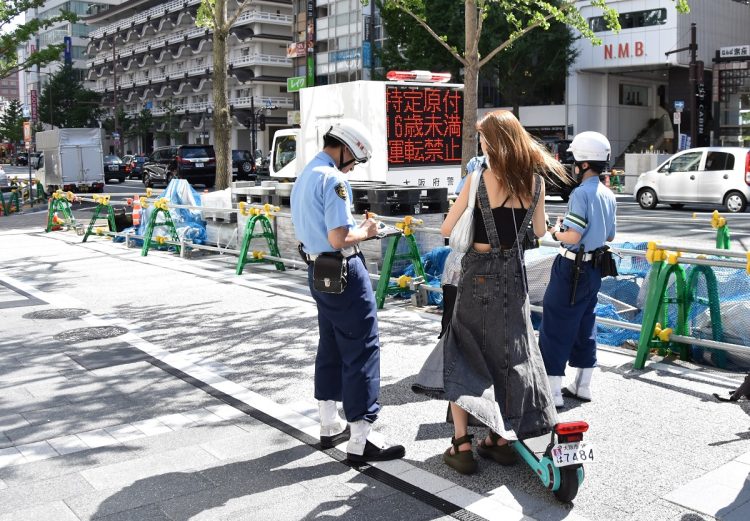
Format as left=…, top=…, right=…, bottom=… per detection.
left=84, top=0, right=294, bottom=154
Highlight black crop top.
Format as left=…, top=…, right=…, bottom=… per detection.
left=473, top=197, right=527, bottom=247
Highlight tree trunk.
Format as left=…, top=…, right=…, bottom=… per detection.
left=213, top=0, right=232, bottom=190
left=462, top=0, right=479, bottom=169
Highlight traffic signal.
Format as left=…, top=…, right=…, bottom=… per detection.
left=259, top=114, right=266, bottom=131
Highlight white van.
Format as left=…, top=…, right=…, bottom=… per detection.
left=633, top=147, right=750, bottom=212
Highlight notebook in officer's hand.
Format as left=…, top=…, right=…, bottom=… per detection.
left=363, top=221, right=402, bottom=241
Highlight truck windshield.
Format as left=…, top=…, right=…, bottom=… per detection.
left=274, top=136, right=296, bottom=172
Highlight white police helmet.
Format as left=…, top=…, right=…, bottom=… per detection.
left=325, top=119, right=373, bottom=163
left=567, top=131, right=611, bottom=162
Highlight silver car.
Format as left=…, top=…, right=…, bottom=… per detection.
left=634, top=147, right=750, bottom=213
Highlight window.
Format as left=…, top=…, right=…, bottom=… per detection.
left=619, top=84, right=649, bottom=107
left=662, top=152, right=702, bottom=172
left=589, top=8, right=666, bottom=32
left=705, top=152, right=735, bottom=171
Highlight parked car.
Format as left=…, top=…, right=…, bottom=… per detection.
left=541, top=139, right=575, bottom=201
left=125, top=154, right=147, bottom=179
left=11, top=152, right=41, bottom=167
left=633, top=147, right=750, bottom=213
left=142, top=145, right=216, bottom=188
left=103, top=155, right=127, bottom=183
left=232, top=149, right=255, bottom=180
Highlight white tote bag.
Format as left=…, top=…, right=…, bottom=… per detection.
left=442, top=168, right=482, bottom=285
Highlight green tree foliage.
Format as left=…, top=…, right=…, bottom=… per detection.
left=0, top=99, right=25, bottom=145
left=0, top=1, right=77, bottom=78
left=378, top=0, right=577, bottom=111
left=379, top=0, right=691, bottom=168
left=37, top=63, right=102, bottom=128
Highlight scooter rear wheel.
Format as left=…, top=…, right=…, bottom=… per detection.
left=554, top=466, right=581, bottom=502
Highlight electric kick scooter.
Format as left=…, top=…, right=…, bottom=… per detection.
left=510, top=421, right=592, bottom=502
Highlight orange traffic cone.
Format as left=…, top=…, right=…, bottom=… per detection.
left=132, top=195, right=141, bottom=226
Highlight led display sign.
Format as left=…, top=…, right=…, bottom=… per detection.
left=386, top=85, right=463, bottom=167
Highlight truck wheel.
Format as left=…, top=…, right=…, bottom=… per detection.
left=725, top=191, right=747, bottom=213
left=637, top=188, right=658, bottom=210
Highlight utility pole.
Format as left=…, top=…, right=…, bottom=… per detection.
left=688, top=23, right=698, bottom=149
left=111, top=36, right=119, bottom=156
left=665, top=22, right=698, bottom=149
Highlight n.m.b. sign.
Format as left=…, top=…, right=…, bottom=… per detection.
left=287, top=76, right=306, bottom=92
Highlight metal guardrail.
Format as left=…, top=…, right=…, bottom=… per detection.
left=74, top=194, right=750, bottom=364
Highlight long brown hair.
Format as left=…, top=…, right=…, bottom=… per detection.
left=476, top=110, right=567, bottom=201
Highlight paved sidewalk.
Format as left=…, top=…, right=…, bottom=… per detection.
left=0, top=285, right=459, bottom=521
left=1, top=210, right=750, bottom=520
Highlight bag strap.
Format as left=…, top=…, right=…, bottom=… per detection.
left=466, top=167, right=482, bottom=210
left=513, top=173, right=542, bottom=247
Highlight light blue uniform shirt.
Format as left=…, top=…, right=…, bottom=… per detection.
left=290, top=151, right=355, bottom=255
left=561, top=176, right=617, bottom=252
left=454, top=155, right=485, bottom=195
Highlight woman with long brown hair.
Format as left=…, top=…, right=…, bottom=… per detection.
left=413, top=110, right=568, bottom=474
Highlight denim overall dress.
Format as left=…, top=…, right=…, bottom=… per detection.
left=413, top=174, right=557, bottom=440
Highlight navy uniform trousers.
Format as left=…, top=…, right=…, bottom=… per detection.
left=539, top=255, right=602, bottom=376
left=307, top=252, right=381, bottom=423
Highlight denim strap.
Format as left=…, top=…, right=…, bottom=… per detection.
left=476, top=172, right=502, bottom=250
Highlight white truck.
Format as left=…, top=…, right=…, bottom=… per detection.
left=269, top=79, right=464, bottom=189
left=35, top=128, right=106, bottom=194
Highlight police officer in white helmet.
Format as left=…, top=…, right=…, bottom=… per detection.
left=539, top=131, right=618, bottom=408
left=290, top=118, right=405, bottom=462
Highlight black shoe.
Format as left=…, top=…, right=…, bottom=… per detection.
left=320, top=425, right=350, bottom=449
left=347, top=440, right=405, bottom=462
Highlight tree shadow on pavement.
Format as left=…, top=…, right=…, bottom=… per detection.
left=89, top=445, right=356, bottom=520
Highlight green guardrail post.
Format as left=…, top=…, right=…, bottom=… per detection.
left=685, top=265, right=727, bottom=368
left=140, top=199, right=180, bottom=257
left=633, top=246, right=689, bottom=369
left=236, top=210, right=284, bottom=274
left=375, top=230, right=425, bottom=309
left=45, top=193, right=77, bottom=232
left=710, top=210, right=731, bottom=250
left=82, top=197, right=116, bottom=243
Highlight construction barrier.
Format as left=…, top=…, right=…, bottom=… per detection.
left=236, top=202, right=284, bottom=274
left=45, top=191, right=79, bottom=233
left=0, top=190, right=21, bottom=216
left=82, top=195, right=116, bottom=243
left=51, top=192, right=750, bottom=372
left=140, top=197, right=180, bottom=257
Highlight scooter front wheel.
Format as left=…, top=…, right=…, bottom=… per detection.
left=554, top=466, right=582, bottom=502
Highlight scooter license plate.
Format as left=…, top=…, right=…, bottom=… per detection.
left=551, top=441, right=595, bottom=467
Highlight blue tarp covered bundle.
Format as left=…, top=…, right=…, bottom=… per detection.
left=114, top=179, right=207, bottom=246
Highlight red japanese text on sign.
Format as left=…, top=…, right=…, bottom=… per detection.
left=386, top=85, right=463, bottom=167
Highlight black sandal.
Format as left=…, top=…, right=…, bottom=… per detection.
left=477, top=431, right=517, bottom=466
left=443, top=434, right=477, bottom=475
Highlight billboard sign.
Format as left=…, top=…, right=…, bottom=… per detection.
left=287, top=76, right=306, bottom=92
left=64, top=36, right=72, bottom=64
left=30, top=89, right=38, bottom=123
left=385, top=85, right=463, bottom=167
